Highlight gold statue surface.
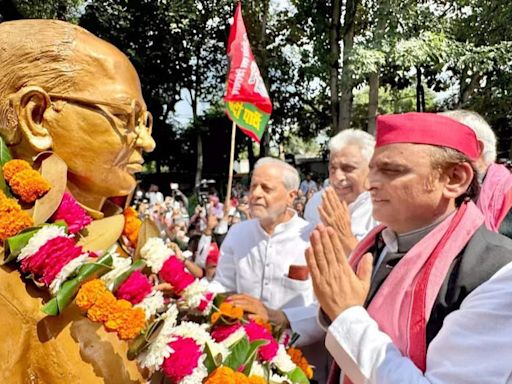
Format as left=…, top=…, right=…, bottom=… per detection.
left=0, top=19, right=156, bottom=383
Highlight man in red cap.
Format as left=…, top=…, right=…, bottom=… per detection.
left=307, top=112, right=512, bottom=383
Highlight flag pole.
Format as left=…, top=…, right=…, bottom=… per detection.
left=226, top=120, right=237, bottom=206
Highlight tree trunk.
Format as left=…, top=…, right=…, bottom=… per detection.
left=367, top=0, right=386, bottom=134
left=416, top=66, right=424, bottom=112
left=367, top=71, right=379, bottom=134
left=195, top=133, right=203, bottom=187
left=459, top=73, right=482, bottom=107
left=330, top=0, right=342, bottom=133
left=339, top=0, right=359, bottom=132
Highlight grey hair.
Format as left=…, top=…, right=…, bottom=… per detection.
left=254, top=157, right=300, bottom=191
left=440, top=110, right=497, bottom=166
left=328, top=128, right=376, bottom=163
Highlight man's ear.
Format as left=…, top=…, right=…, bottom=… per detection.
left=10, top=86, right=52, bottom=152
left=442, top=162, right=474, bottom=200
left=287, top=189, right=298, bottom=207
left=478, top=140, right=485, bottom=157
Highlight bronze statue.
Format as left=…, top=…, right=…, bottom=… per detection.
left=0, top=19, right=156, bottom=383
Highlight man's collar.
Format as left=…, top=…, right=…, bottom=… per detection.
left=348, top=191, right=371, bottom=214
left=259, top=209, right=297, bottom=235
left=382, top=211, right=455, bottom=253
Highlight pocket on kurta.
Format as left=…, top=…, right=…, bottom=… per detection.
left=280, top=276, right=313, bottom=307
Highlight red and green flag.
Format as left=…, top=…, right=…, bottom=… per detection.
left=224, top=2, right=272, bottom=143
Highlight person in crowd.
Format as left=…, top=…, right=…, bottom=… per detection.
left=146, top=184, right=164, bottom=205
left=441, top=110, right=512, bottom=237
left=294, top=199, right=306, bottom=218
left=305, top=129, right=378, bottom=254
left=300, top=172, right=318, bottom=195
left=210, top=157, right=327, bottom=382
left=208, top=194, right=224, bottom=219
left=0, top=19, right=154, bottom=382
left=307, top=112, right=512, bottom=383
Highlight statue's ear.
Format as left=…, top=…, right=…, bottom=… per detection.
left=11, top=86, right=52, bottom=152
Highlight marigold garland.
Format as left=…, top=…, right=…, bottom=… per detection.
left=205, top=366, right=266, bottom=384
left=9, top=168, right=51, bottom=203
left=87, top=290, right=117, bottom=322
left=2, top=159, right=32, bottom=182
left=76, top=279, right=109, bottom=311
left=0, top=191, right=33, bottom=241
left=211, top=302, right=244, bottom=325
left=123, top=207, right=141, bottom=247
left=76, top=278, right=146, bottom=340
left=287, top=347, right=314, bottom=379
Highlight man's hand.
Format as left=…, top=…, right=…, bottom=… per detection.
left=228, top=293, right=290, bottom=329
left=319, top=187, right=358, bottom=254
left=305, top=223, right=373, bottom=321
left=167, top=242, right=183, bottom=259
left=229, top=293, right=269, bottom=322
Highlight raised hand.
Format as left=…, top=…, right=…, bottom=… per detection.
left=305, top=223, right=373, bottom=321
left=319, top=187, right=358, bottom=254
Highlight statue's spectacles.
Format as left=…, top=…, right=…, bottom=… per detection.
left=48, top=93, right=153, bottom=140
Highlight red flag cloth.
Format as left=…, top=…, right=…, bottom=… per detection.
left=376, top=112, right=480, bottom=160
left=224, top=2, right=272, bottom=142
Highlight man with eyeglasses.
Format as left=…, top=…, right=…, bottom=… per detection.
left=0, top=19, right=154, bottom=383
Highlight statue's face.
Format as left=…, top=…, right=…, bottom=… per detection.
left=44, top=33, right=155, bottom=206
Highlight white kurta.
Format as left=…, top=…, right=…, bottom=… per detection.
left=321, top=261, right=512, bottom=383
left=210, top=214, right=324, bottom=347
left=304, top=190, right=378, bottom=240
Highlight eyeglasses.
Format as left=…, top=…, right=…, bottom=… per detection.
left=48, top=92, right=153, bottom=141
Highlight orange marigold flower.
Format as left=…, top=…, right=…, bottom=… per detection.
left=211, top=302, right=244, bottom=325
left=248, top=375, right=266, bottom=384
left=254, top=317, right=272, bottom=333
left=123, top=207, right=141, bottom=248
left=205, top=366, right=237, bottom=384
left=9, top=169, right=51, bottom=203
left=87, top=291, right=117, bottom=323
left=115, top=307, right=146, bottom=340
left=233, top=371, right=250, bottom=384
left=104, top=299, right=133, bottom=331
left=0, top=195, right=33, bottom=241
left=76, top=279, right=108, bottom=312
left=287, top=347, right=314, bottom=379
left=2, top=159, right=31, bottom=182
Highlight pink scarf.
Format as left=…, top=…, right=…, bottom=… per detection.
left=338, top=202, right=483, bottom=383
left=477, top=163, right=512, bottom=232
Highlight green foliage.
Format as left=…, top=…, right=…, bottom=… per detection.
left=10, top=0, right=85, bottom=21
left=0, top=135, right=12, bottom=196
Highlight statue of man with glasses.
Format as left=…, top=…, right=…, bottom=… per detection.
left=0, top=19, right=155, bottom=212
left=0, top=19, right=154, bottom=383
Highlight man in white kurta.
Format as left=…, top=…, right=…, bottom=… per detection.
left=305, top=129, right=378, bottom=253
left=210, top=157, right=326, bottom=381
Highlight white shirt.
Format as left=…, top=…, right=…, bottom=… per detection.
left=304, top=190, right=378, bottom=240
left=300, top=179, right=318, bottom=194
left=322, top=261, right=512, bottom=383
left=210, top=213, right=324, bottom=347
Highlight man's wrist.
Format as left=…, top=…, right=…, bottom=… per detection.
left=267, top=308, right=290, bottom=329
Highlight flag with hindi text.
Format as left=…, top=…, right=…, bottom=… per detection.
left=224, top=2, right=272, bottom=143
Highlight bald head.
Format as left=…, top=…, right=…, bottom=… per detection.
left=0, top=19, right=138, bottom=144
